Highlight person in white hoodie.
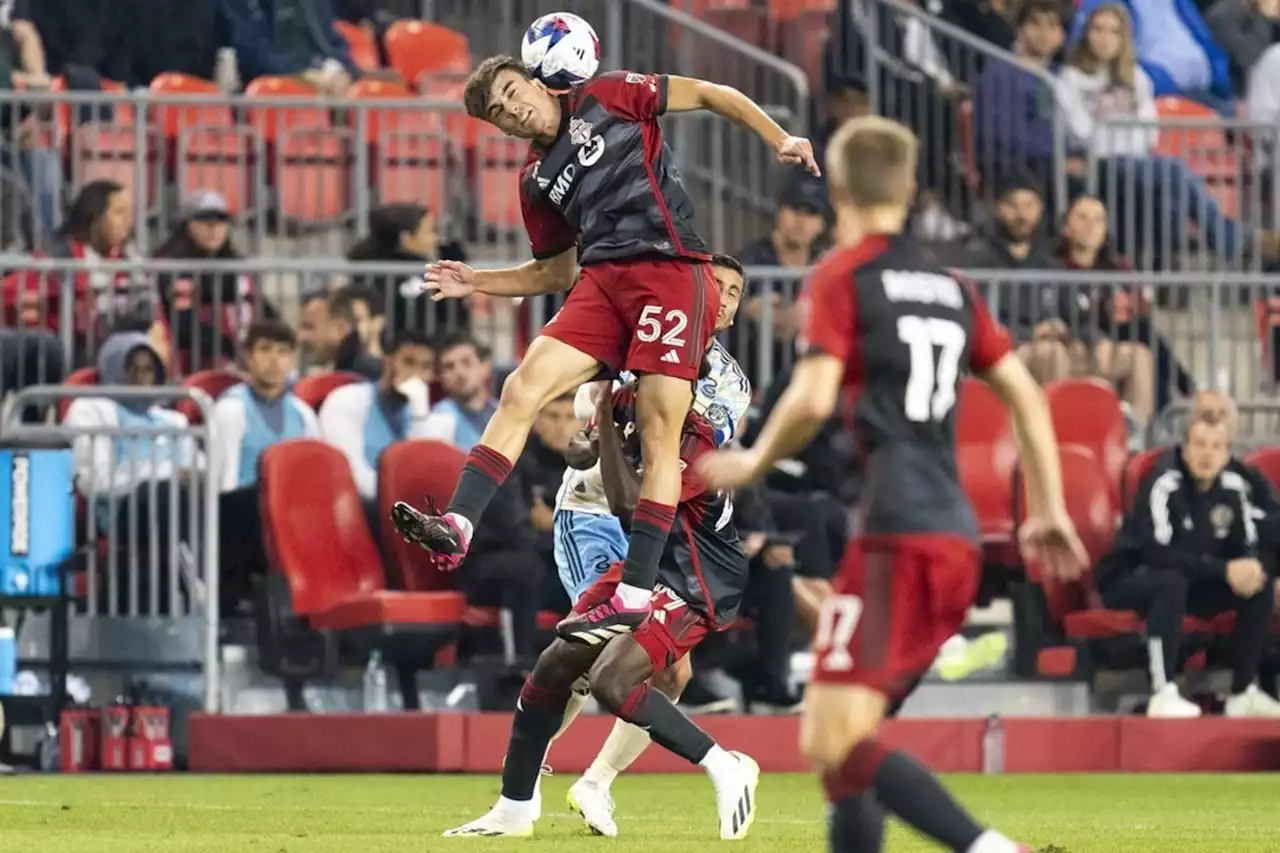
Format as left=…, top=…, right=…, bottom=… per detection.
left=318, top=328, right=436, bottom=518
left=63, top=328, right=204, bottom=614
left=1059, top=3, right=1271, bottom=261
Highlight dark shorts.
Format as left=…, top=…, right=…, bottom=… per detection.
left=540, top=258, right=719, bottom=382
left=812, top=533, right=981, bottom=698
left=572, top=561, right=711, bottom=672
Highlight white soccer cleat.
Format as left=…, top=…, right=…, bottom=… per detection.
left=566, top=777, right=619, bottom=837
left=441, top=805, right=534, bottom=838
left=714, top=751, right=760, bottom=840
left=1225, top=684, right=1280, bottom=718
left=1146, top=683, right=1202, bottom=718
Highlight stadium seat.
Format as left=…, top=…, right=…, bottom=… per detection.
left=346, top=79, right=450, bottom=210
left=956, top=379, right=1017, bottom=561
left=1044, top=378, right=1128, bottom=502
left=474, top=122, right=527, bottom=230
left=1244, top=447, right=1280, bottom=495
left=175, top=369, right=242, bottom=425
left=58, top=367, right=100, bottom=422
left=384, top=20, right=470, bottom=87
left=334, top=20, right=382, bottom=73
left=292, top=371, right=364, bottom=412
left=258, top=439, right=464, bottom=709
left=148, top=73, right=226, bottom=139
left=1152, top=96, right=1240, bottom=216
left=1120, top=446, right=1166, bottom=514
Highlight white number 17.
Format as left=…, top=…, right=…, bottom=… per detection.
left=897, top=315, right=966, bottom=423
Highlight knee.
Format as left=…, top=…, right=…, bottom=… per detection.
left=800, top=713, right=878, bottom=778
left=1151, top=570, right=1189, bottom=603
left=497, top=367, right=545, bottom=421
left=589, top=667, right=637, bottom=715
left=652, top=655, right=692, bottom=700
left=529, top=640, right=581, bottom=693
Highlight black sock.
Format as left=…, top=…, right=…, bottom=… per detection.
left=447, top=445, right=513, bottom=526
left=875, top=751, right=983, bottom=851
left=829, top=793, right=886, bottom=853
left=499, top=677, right=568, bottom=801
left=616, top=682, right=714, bottom=764
left=620, top=501, right=676, bottom=590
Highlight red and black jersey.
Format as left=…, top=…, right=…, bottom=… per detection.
left=797, top=233, right=1014, bottom=539
left=610, top=386, right=747, bottom=628
left=520, top=71, right=711, bottom=266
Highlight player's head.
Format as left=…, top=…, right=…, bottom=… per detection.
left=465, top=55, right=561, bottom=141
left=825, top=116, right=917, bottom=236
left=382, top=329, right=436, bottom=391
left=244, top=320, right=297, bottom=397
left=710, top=253, right=745, bottom=333
left=1184, top=414, right=1230, bottom=487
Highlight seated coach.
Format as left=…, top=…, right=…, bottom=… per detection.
left=1095, top=411, right=1280, bottom=719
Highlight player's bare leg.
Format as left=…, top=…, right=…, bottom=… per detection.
left=557, top=373, right=693, bottom=640
left=805, top=682, right=1030, bottom=853
left=567, top=655, right=693, bottom=837
left=589, top=637, right=759, bottom=840
left=393, top=336, right=600, bottom=568
left=444, top=638, right=601, bottom=837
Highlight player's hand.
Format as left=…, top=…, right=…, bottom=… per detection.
left=743, top=531, right=767, bottom=559
left=1019, top=513, right=1088, bottom=583
left=1226, top=558, right=1267, bottom=598
left=762, top=543, right=794, bottom=569
left=776, top=136, right=821, bottom=177
left=695, top=448, right=766, bottom=492
left=423, top=260, right=477, bottom=302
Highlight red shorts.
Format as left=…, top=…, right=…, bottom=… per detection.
left=572, top=561, right=710, bottom=672
left=811, top=534, right=981, bottom=697
left=541, top=258, right=720, bottom=382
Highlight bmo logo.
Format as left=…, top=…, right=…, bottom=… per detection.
left=550, top=164, right=576, bottom=205
left=10, top=453, right=30, bottom=557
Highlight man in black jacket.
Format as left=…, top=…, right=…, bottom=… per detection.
left=1095, top=414, right=1280, bottom=718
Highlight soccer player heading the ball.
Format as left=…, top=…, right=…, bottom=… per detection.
left=392, top=56, right=818, bottom=645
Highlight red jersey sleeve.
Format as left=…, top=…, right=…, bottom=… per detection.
left=796, top=253, right=858, bottom=364
left=519, top=158, right=577, bottom=259
left=962, top=279, right=1013, bottom=373
left=585, top=71, right=668, bottom=121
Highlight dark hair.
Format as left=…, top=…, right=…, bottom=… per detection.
left=387, top=328, right=435, bottom=354
left=58, top=179, right=125, bottom=243
left=245, top=320, right=297, bottom=351
left=326, top=289, right=361, bottom=328
left=439, top=330, right=490, bottom=361
left=340, top=283, right=385, bottom=316
left=464, top=55, right=532, bottom=119
left=1051, top=195, right=1130, bottom=271
left=1016, top=0, right=1063, bottom=28
left=710, top=253, right=744, bottom=280
left=348, top=203, right=430, bottom=260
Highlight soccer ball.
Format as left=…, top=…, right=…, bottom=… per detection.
left=521, top=12, right=601, bottom=90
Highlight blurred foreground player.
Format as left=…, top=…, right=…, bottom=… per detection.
left=443, top=385, right=757, bottom=840
left=698, top=116, right=1086, bottom=853
left=392, top=56, right=817, bottom=643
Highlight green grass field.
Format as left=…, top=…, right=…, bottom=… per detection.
left=1, top=772, right=1278, bottom=851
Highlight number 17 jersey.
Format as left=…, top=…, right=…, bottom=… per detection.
left=797, top=233, right=1013, bottom=539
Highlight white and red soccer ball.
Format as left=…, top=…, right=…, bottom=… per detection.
left=521, top=12, right=601, bottom=90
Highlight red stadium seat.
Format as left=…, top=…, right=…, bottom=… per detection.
left=1244, top=447, right=1280, bottom=496
left=346, top=79, right=450, bottom=210
left=58, top=367, right=100, bottom=422
left=292, top=371, right=364, bottom=412
left=378, top=439, right=467, bottom=592
left=474, top=122, right=526, bottom=229
left=334, top=20, right=382, bottom=73
left=258, top=439, right=464, bottom=707
left=149, top=73, right=227, bottom=139
left=1044, top=378, right=1128, bottom=502
left=1152, top=96, right=1240, bottom=216
left=384, top=20, right=470, bottom=87
left=175, top=369, right=242, bottom=425
left=1121, top=447, right=1166, bottom=515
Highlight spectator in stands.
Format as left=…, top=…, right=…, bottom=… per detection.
left=1071, top=0, right=1233, bottom=108
left=334, top=283, right=385, bottom=359
left=1206, top=0, right=1280, bottom=92
left=213, top=320, right=318, bottom=608
left=111, top=0, right=220, bottom=88
left=972, top=0, right=1066, bottom=192
left=215, top=0, right=358, bottom=95
left=1244, top=42, right=1280, bottom=168
left=0, top=0, right=61, bottom=243
left=941, top=0, right=1017, bottom=52
left=317, top=328, right=434, bottom=503
left=422, top=332, right=496, bottom=453
left=154, top=190, right=278, bottom=374
left=50, top=180, right=166, bottom=367
left=64, top=325, right=203, bottom=614
left=1050, top=194, right=1158, bottom=422
left=1095, top=411, right=1280, bottom=717
left=295, top=290, right=380, bottom=379
left=0, top=327, right=64, bottom=422
left=1190, top=389, right=1280, bottom=546
left=1061, top=4, right=1271, bottom=265
left=347, top=203, right=468, bottom=337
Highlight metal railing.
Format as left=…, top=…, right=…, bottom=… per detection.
left=0, top=385, right=221, bottom=713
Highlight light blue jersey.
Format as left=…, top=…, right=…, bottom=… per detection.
left=552, top=341, right=751, bottom=603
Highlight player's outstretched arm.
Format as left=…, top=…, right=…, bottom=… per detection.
left=595, top=391, right=642, bottom=521
left=423, top=249, right=577, bottom=301
left=664, top=76, right=820, bottom=176
left=696, top=354, right=842, bottom=491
